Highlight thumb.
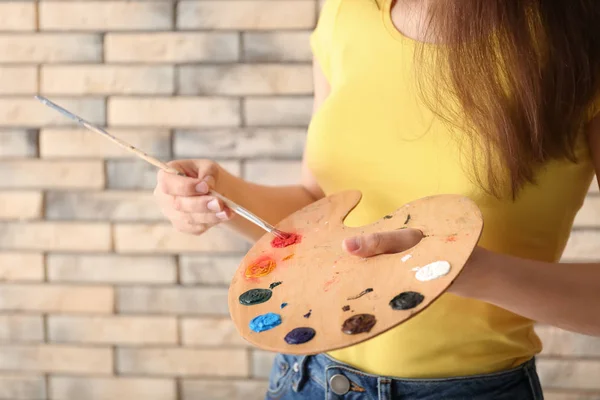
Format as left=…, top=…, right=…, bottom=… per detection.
left=342, top=228, right=423, bottom=258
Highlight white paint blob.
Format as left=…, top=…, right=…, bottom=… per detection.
left=414, top=261, right=451, bottom=282
left=401, top=254, right=412, bottom=262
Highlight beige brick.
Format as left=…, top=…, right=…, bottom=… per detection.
left=180, top=255, right=242, bottom=285
left=544, top=392, right=600, bottom=400
left=244, top=97, right=313, bottom=126
left=48, top=316, right=177, bottom=345
left=0, top=3, right=36, bottom=31
left=244, top=160, right=302, bottom=186
left=0, top=97, right=104, bottom=127
left=0, top=191, right=42, bottom=220
left=0, top=67, right=37, bottom=94
left=118, top=286, right=229, bottom=315
left=0, top=34, right=101, bottom=63
left=537, top=325, right=600, bottom=357
left=108, top=97, right=240, bottom=127
left=114, top=224, right=248, bottom=253
left=178, top=65, right=313, bottom=95
left=0, top=129, right=37, bottom=158
left=590, top=180, right=599, bottom=193
left=182, top=318, right=246, bottom=346
left=40, top=128, right=171, bottom=158
left=562, top=230, right=600, bottom=261
left=0, top=315, right=44, bottom=342
left=538, top=359, right=600, bottom=390
left=0, top=160, right=104, bottom=189
left=0, top=222, right=111, bottom=252
left=105, top=33, right=238, bottom=63
left=0, top=345, right=112, bottom=374
left=0, top=253, right=44, bottom=281
left=243, top=32, right=312, bottom=62
left=46, top=191, right=163, bottom=221
left=47, top=254, right=176, bottom=284
left=182, top=380, right=267, bottom=400
left=0, top=284, right=113, bottom=313
left=50, top=377, right=176, bottom=400
left=41, top=66, right=174, bottom=95
left=251, top=350, right=276, bottom=379
left=174, top=129, right=305, bottom=159
left=177, top=1, right=315, bottom=30
left=0, top=374, right=45, bottom=400
left=574, top=196, right=600, bottom=227
left=40, top=1, right=172, bottom=31
left=117, top=348, right=248, bottom=377
left=106, top=160, right=160, bottom=190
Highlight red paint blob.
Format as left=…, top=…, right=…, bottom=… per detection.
left=445, top=234, right=458, bottom=243
left=271, top=233, right=302, bottom=248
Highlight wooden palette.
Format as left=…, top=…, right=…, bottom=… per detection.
left=228, top=191, right=483, bottom=355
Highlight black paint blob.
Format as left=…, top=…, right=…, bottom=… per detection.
left=347, top=288, right=373, bottom=301
left=404, top=214, right=411, bottom=224
left=342, top=305, right=350, bottom=312
left=303, top=309, right=312, bottom=318
left=342, top=314, right=377, bottom=335
left=238, top=288, right=272, bottom=306
left=284, top=327, right=316, bottom=344
left=389, top=291, right=424, bottom=310
left=269, top=281, right=282, bottom=290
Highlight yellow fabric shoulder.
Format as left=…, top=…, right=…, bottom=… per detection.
left=310, top=0, right=342, bottom=81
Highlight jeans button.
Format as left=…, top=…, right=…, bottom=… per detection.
left=292, top=362, right=299, bottom=372
left=329, top=374, right=350, bottom=395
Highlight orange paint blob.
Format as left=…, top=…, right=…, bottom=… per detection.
left=245, top=257, right=277, bottom=278
left=445, top=234, right=458, bottom=242
left=282, top=254, right=295, bottom=261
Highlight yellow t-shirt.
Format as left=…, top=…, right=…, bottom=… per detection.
left=306, top=0, right=596, bottom=378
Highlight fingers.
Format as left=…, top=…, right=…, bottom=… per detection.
left=342, top=228, right=424, bottom=258
left=158, top=160, right=219, bottom=197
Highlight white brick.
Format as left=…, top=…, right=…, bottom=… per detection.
left=0, top=315, right=44, bottom=342
left=0, top=253, right=44, bottom=281
left=0, top=97, right=105, bottom=127
left=0, top=67, right=37, bottom=94
left=41, top=66, right=174, bottom=95
left=0, top=3, right=35, bottom=31
left=108, top=97, right=240, bottom=127
left=50, top=377, right=176, bottom=400
left=180, top=255, right=242, bottom=285
left=45, top=191, right=164, bottom=221
left=0, top=130, right=37, bottom=158
left=0, top=191, right=42, bottom=220
left=117, top=348, right=248, bottom=377
left=105, top=33, right=238, bottom=63
left=244, top=97, right=313, bottom=126
left=0, top=34, right=101, bottom=63
left=0, top=222, right=111, bottom=252
left=251, top=350, right=276, bottom=379
left=178, top=65, right=313, bottom=95
left=0, top=284, right=113, bottom=313
left=0, top=374, right=45, bottom=400
left=537, top=325, right=600, bottom=357
left=181, top=318, right=247, bottom=346
left=562, top=230, right=600, bottom=261
left=173, top=129, right=305, bottom=159
left=118, top=286, right=229, bottom=315
left=0, top=161, right=104, bottom=189
left=538, top=359, right=600, bottom=390
left=48, top=316, right=178, bottom=345
left=244, top=160, right=302, bottom=186
left=40, top=128, right=171, bottom=159
left=47, top=254, right=176, bottom=284
left=182, top=380, right=268, bottom=400
left=574, top=196, right=600, bottom=227
left=114, top=224, right=248, bottom=254
left=106, top=160, right=160, bottom=190
left=40, top=1, right=172, bottom=31
left=243, top=32, right=312, bottom=62
left=177, top=1, right=315, bottom=30
left=0, top=345, right=112, bottom=374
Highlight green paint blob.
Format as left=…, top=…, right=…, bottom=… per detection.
left=239, top=288, right=272, bottom=306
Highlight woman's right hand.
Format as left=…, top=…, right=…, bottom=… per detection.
left=154, top=159, right=233, bottom=235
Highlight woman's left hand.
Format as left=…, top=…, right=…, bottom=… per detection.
left=342, top=229, right=491, bottom=298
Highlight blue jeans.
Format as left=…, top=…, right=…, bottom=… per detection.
left=265, top=353, right=544, bottom=399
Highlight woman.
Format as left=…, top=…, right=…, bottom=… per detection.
left=154, top=0, right=600, bottom=398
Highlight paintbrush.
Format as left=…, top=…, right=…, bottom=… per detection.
left=34, top=95, right=289, bottom=240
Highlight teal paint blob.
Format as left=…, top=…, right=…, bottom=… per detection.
left=249, top=312, right=282, bottom=333
left=239, top=288, right=272, bottom=306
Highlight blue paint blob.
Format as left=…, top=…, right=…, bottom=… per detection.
left=249, top=312, right=282, bottom=333
left=280, top=302, right=288, bottom=309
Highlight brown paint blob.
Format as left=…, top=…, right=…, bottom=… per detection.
left=342, top=314, right=377, bottom=335
left=342, top=305, right=350, bottom=312
left=245, top=257, right=277, bottom=278
left=347, top=288, right=373, bottom=300
left=271, top=232, right=302, bottom=248
left=282, top=254, right=294, bottom=261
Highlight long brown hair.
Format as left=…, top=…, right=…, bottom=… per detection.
left=412, top=0, right=600, bottom=198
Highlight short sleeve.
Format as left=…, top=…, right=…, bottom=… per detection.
left=310, top=0, right=342, bottom=82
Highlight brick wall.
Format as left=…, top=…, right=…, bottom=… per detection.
left=0, top=1, right=598, bottom=399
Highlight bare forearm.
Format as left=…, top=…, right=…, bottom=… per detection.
left=460, top=248, right=600, bottom=336
left=216, top=167, right=321, bottom=241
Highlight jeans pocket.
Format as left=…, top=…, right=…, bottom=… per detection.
left=267, top=353, right=294, bottom=397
